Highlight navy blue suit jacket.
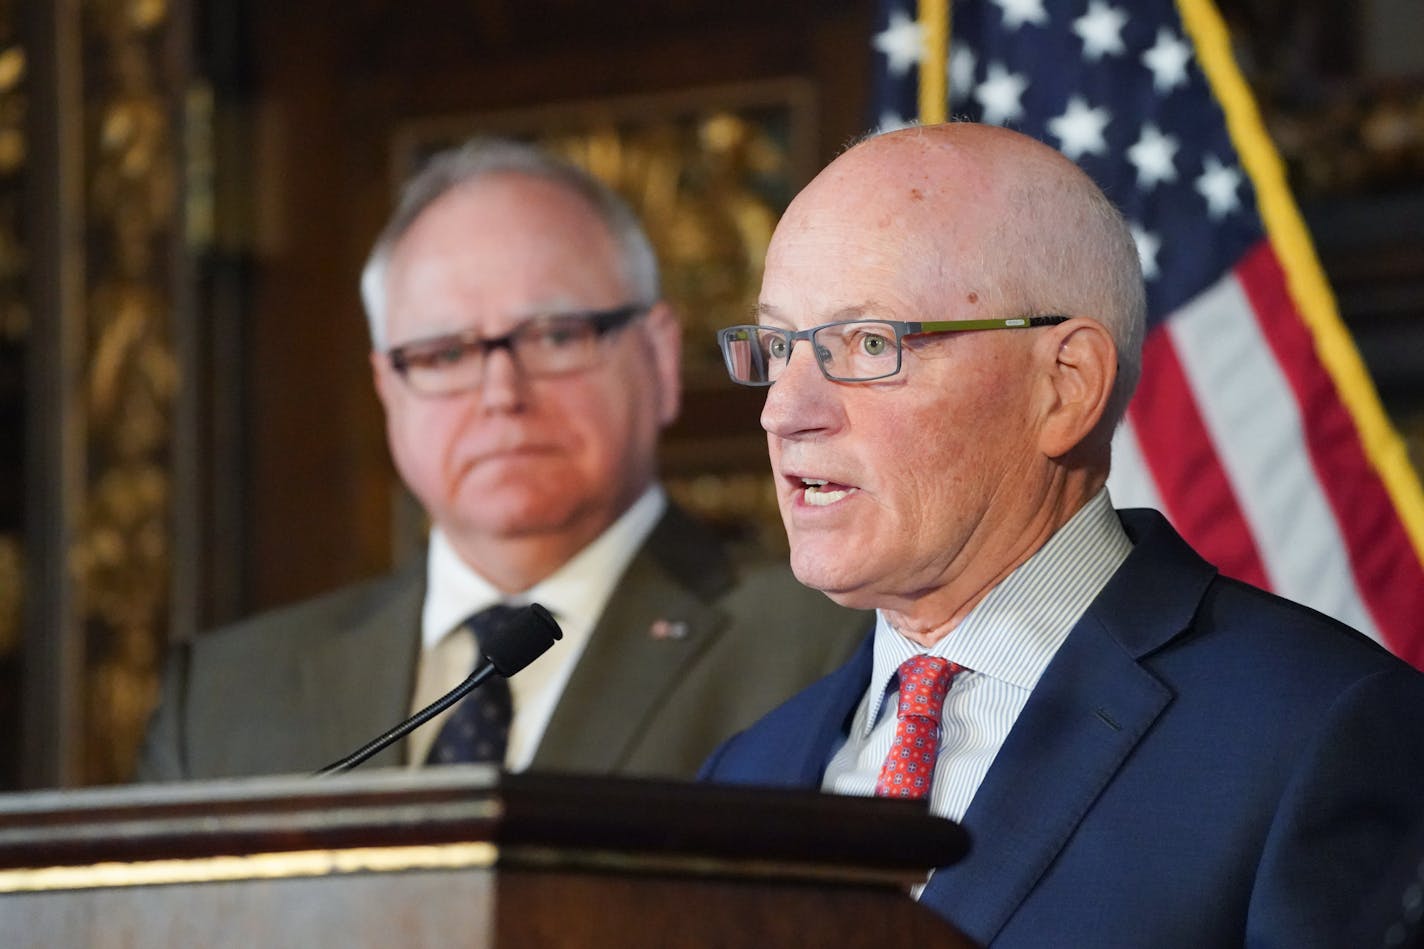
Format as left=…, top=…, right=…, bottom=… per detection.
left=701, top=509, right=1424, bottom=947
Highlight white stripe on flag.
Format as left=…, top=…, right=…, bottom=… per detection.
left=1107, top=417, right=1167, bottom=514
left=1165, top=270, right=1380, bottom=639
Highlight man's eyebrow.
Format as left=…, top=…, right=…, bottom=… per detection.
left=828, top=304, right=884, bottom=322
left=751, top=302, right=799, bottom=331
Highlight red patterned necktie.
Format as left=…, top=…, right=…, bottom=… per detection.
left=874, top=655, right=965, bottom=800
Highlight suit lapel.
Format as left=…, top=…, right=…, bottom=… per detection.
left=533, top=506, right=737, bottom=773
left=782, top=635, right=878, bottom=787
left=298, top=564, right=425, bottom=769
left=921, top=618, right=1172, bottom=943
left=698, top=631, right=876, bottom=787
left=920, top=509, right=1213, bottom=945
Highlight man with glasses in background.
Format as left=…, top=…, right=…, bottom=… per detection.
left=701, top=123, right=1424, bottom=947
left=139, top=137, right=868, bottom=780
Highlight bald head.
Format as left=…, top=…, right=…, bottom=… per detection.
left=776, top=123, right=1145, bottom=424
left=752, top=123, right=1145, bottom=630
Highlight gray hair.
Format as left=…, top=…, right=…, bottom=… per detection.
left=1086, top=188, right=1146, bottom=427
left=360, top=137, right=661, bottom=350
left=989, top=167, right=1146, bottom=429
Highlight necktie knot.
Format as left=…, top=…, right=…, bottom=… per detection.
left=894, top=655, right=961, bottom=721
left=465, top=603, right=524, bottom=658
left=874, top=655, right=967, bottom=800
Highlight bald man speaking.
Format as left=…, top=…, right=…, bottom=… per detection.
left=702, top=123, right=1424, bottom=948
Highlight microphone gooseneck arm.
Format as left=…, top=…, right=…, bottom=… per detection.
left=315, top=663, right=498, bottom=776
left=314, top=602, right=563, bottom=777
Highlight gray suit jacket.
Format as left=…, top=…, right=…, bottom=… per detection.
left=137, top=505, right=871, bottom=780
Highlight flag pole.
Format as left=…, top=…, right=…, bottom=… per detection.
left=918, top=0, right=949, bottom=123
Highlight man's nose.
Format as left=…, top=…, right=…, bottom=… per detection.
left=760, top=337, right=836, bottom=439
left=478, top=345, right=526, bottom=411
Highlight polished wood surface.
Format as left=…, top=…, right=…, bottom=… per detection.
left=0, top=768, right=968, bottom=873
left=0, top=769, right=974, bottom=947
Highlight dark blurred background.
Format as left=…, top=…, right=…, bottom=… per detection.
left=2, top=0, right=1421, bottom=789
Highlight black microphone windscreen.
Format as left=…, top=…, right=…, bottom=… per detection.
left=483, top=603, right=563, bottom=677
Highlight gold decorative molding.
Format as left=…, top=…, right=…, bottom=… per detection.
left=1268, top=85, right=1424, bottom=196
left=1217, top=1, right=1424, bottom=195
left=0, top=35, right=25, bottom=343
left=0, top=842, right=500, bottom=894
left=70, top=0, right=179, bottom=785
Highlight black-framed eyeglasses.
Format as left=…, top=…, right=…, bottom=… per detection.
left=386, top=304, right=648, bottom=396
left=716, top=316, right=1071, bottom=386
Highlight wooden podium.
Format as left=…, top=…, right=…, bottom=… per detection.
left=0, top=768, right=974, bottom=947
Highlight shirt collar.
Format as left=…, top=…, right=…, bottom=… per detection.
left=422, top=485, right=667, bottom=649
left=862, top=488, right=1132, bottom=733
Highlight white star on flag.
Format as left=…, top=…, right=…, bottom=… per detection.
left=975, top=62, right=1029, bottom=126
left=992, top=0, right=1049, bottom=30
left=873, top=10, right=926, bottom=77
left=1130, top=224, right=1161, bottom=281
left=1196, top=155, right=1243, bottom=218
left=1142, top=27, right=1192, bottom=94
left=1073, top=1, right=1128, bottom=60
left=949, top=42, right=977, bottom=106
left=1047, top=95, right=1111, bottom=160
left=1127, top=123, right=1180, bottom=190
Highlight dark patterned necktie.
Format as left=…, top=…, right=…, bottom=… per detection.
left=874, top=655, right=966, bottom=800
left=424, top=604, right=520, bottom=766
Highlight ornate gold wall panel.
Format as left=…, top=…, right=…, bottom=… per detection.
left=1270, top=87, right=1424, bottom=197
left=68, top=0, right=179, bottom=785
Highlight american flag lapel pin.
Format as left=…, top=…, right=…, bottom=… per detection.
left=648, top=618, right=689, bottom=641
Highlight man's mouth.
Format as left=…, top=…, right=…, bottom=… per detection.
left=800, top=478, right=857, bottom=507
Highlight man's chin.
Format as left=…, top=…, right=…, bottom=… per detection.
left=476, top=514, right=581, bottom=541
left=789, top=554, right=871, bottom=607
left=447, top=496, right=586, bottom=541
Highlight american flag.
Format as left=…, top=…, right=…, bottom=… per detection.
left=871, top=0, right=1424, bottom=668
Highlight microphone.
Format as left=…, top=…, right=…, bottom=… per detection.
left=315, top=603, right=562, bottom=776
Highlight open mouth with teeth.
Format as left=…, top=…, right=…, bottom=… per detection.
left=800, top=478, right=857, bottom=507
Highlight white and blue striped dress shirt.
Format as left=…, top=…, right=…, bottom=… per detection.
left=822, top=488, right=1133, bottom=828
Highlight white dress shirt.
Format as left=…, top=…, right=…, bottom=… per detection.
left=407, top=486, right=667, bottom=771
left=822, top=488, right=1133, bottom=829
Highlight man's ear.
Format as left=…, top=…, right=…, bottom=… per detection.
left=642, top=301, right=683, bottom=427
left=1035, top=318, right=1117, bottom=459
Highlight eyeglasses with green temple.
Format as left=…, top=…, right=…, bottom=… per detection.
left=716, top=315, right=1070, bottom=386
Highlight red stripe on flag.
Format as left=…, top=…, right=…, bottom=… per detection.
left=1236, top=242, right=1424, bottom=667
left=1129, top=325, right=1272, bottom=590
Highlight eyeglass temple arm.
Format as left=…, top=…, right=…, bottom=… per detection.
left=905, top=315, right=1071, bottom=334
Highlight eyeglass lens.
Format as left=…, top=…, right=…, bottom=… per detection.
left=722, top=322, right=903, bottom=384
left=395, top=315, right=604, bottom=395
